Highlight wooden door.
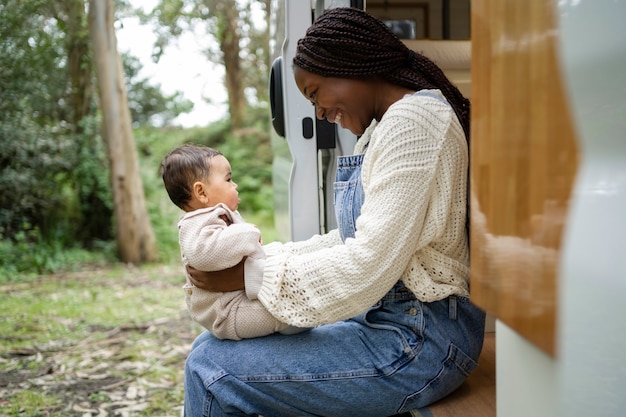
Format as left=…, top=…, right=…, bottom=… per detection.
left=470, top=0, right=579, bottom=356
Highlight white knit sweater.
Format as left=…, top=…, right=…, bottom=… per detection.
left=248, top=90, right=470, bottom=328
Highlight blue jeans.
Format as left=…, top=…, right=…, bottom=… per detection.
left=183, top=285, right=485, bottom=416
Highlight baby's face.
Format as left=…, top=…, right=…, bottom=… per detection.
left=204, top=155, right=240, bottom=211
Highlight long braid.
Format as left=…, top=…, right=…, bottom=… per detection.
left=294, top=7, right=471, bottom=143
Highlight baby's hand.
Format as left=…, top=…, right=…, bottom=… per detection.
left=251, top=224, right=262, bottom=244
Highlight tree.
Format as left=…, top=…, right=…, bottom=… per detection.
left=44, top=0, right=115, bottom=245
left=1, top=0, right=199, bottom=273
left=213, top=0, right=245, bottom=128
left=47, top=0, right=92, bottom=127
left=0, top=0, right=104, bottom=247
left=89, top=0, right=158, bottom=263
left=149, top=0, right=270, bottom=129
left=243, top=0, right=270, bottom=106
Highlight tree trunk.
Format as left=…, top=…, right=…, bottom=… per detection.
left=60, top=0, right=92, bottom=130
left=216, top=0, right=245, bottom=129
left=88, top=0, right=158, bottom=263
left=50, top=0, right=114, bottom=244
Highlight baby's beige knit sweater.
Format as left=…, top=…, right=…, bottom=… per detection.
left=248, top=90, right=470, bottom=328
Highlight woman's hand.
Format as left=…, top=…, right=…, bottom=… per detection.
left=187, top=257, right=246, bottom=292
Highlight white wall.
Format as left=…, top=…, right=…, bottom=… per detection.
left=557, top=1, right=626, bottom=416
left=496, top=322, right=558, bottom=417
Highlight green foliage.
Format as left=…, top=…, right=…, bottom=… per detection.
left=227, top=127, right=274, bottom=219
left=0, top=0, right=61, bottom=122
left=0, top=0, right=113, bottom=276
left=70, top=115, right=115, bottom=245
left=1, top=0, right=115, bottom=252
left=0, top=115, right=70, bottom=237
left=0, top=0, right=277, bottom=277
left=0, top=228, right=116, bottom=282
left=0, top=111, right=115, bottom=278
left=0, top=113, right=277, bottom=278
left=134, top=126, right=194, bottom=264
left=147, top=0, right=270, bottom=124
left=0, top=0, right=212, bottom=277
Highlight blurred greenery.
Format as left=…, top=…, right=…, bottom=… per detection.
left=136, top=119, right=278, bottom=265
left=0, top=0, right=276, bottom=280
left=0, top=121, right=277, bottom=281
left=0, top=1, right=278, bottom=415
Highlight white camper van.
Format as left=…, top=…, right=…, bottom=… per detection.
left=268, top=1, right=626, bottom=416
left=269, top=0, right=471, bottom=242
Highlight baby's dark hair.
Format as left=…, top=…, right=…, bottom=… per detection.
left=293, top=7, right=470, bottom=142
left=160, top=144, right=222, bottom=210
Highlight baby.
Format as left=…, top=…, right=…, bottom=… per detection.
left=160, top=144, right=303, bottom=340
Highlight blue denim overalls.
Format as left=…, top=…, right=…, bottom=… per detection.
left=331, top=109, right=485, bottom=411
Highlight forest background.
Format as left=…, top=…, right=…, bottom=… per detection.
left=1, top=0, right=279, bottom=415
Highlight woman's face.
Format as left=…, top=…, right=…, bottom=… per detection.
left=294, top=66, right=378, bottom=135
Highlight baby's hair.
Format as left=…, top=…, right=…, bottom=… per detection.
left=293, top=7, right=470, bottom=142
left=160, top=144, right=222, bottom=210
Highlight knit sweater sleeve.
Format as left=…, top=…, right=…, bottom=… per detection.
left=243, top=228, right=343, bottom=299
left=257, top=94, right=462, bottom=327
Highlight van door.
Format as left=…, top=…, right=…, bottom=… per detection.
left=269, top=0, right=361, bottom=242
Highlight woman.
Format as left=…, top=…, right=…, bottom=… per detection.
left=184, top=7, right=485, bottom=417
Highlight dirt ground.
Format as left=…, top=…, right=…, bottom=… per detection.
left=0, top=315, right=198, bottom=417
left=0, top=267, right=201, bottom=417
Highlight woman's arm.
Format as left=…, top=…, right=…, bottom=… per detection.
left=188, top=227, right=344, bottom=295
left=258, top=97, right=460, bottom=327
left=185, top=231, right=343, bottom=296
left=187, top=258, right=246, bottom=292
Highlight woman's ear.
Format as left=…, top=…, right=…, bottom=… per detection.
left=192, top=181, right=211, bottom=206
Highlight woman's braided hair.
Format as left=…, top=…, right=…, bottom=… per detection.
left=293, top=7, right=470, bottom=143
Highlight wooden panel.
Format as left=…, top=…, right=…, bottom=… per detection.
left=469, top=0, right=579, bottom=356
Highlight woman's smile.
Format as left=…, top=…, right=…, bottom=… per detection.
left=333, top=111, right=343, bottom=125
left=328, top=109, right=343, bottom=125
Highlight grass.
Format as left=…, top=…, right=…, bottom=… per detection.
left=0, top=390, right=61, bottom=416
left=0, top=263, right=202, bottom=416
left=1, top=266, right=180, bottom=351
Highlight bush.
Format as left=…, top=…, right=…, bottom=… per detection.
left=0, top=112, right=114, bottom=277
left=0, top=0, right=115, bottom=277
left=0, top=227, right=117, bottom=283
left=0, top=114, right=277, bottom=278
left=0, top=114, right=71, bottom=239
